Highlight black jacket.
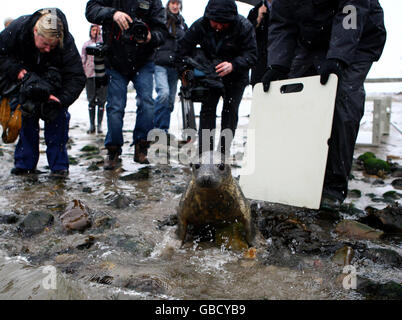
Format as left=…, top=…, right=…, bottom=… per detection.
left=247, top=0, right=270, bottom=86
left=0, top=9, right=86, bottom=108
left=85, top=0, right=167, bottom=78
left=154, top=9, right=187, bottom=68
left=177, top=0, right=257, bottom=86
left=268, top=0, right=386, bottom=68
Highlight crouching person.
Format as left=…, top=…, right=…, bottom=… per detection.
left=0, top=8, right=86, bottom=177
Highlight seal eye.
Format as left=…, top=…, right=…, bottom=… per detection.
left=194, top=164, right=200, bottom=170
left=218, top=163, right=225, bottom=171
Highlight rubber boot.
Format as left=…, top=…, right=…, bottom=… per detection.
left=97, top=104, right=105, bottom=134
left=104, top=146, right=122, bottom=170
left=134, top=140, right=150, bottom=164
left=87, top=105, right=96, bottom=134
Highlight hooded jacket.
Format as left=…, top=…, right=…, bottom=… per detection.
left=268, top=0, right=386, bottom=68
left=177, top=0, right=257, bottom=86
left=247, top=0, right=271, bottom=86
left=0, top=8, right=86, bottom=108
left=154, top=8, right=187, bottom=67
left=85, top=0, right=168, bottom=78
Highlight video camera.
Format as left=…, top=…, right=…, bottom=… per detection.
left=121, top=17, right=149, bottom=42
left=85, top=42, right=108, bottom=87
left=181, top=69, right=210, bottom=103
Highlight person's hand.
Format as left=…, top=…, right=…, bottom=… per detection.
left=136, top=30, right=151, bottom=44
left=316, top=59, right=345, bottom=85
left=257, top=5, right=267, bottom=27
left=262, top=65, right=289, bottom=92
left=113, top=11, right=133, bottom=31
left=49, top=95, right=61, bottom=103
left=17, top=69, right=27, bottom=81
left=216, top=62, right=233, bottom=77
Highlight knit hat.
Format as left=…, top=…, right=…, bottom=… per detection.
left=204, top=0, right=238, bottom=23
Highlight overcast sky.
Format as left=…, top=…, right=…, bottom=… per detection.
left=0, top=0, right=401, bottom=78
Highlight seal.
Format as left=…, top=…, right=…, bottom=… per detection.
left=176, top=151, right=254, bottom=248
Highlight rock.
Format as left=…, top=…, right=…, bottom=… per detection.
left=54, top=254, right=79, bottom=265
left=335, top=220, right=384, bottom=240
left=363, top=158, right=391, bottom=176
left=82, top=187, right=92, bottom=193
left=357, top=152, right=376, bottom=164
left=359, top=248, right=402, bottom=268
left=69, top=156, right=79, bottom=165
left=348, top=189, right=362, bottom=198
left=108, top=234, right=153, bottom=257
left=122, top=275, right=167, bottom=295
left=156, top=214, right=178, bottom=230
left=119, top=167, right=151, bottom=181
left=357, top=277, right=402, bottom=300
left=383, top=191, right=401, bottom=200
left=87, top=162, right=100, bottom=171
left=107, top=193, right=135, bottom=209
left=0, top=212, right=19, bottom=224
left=18, top=211, right=54, bottom=236
left=391, top=166, right=402, bottom=178
left=360, top=203, right=402, bottom=233
left=391, top=179, right=402, bottom=190
left=60, top=200, right=92, bottom=232
left=332, top=246, right=354, bottom=266
left=94, top=214, right=116, bottom=231
left=80, top=145, right=100, bottom=153
left=65, top=234, right=96, bottom=250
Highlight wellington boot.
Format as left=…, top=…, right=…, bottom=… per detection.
left=87, top=106, right=96, bottom=134
left=97, top=104, right=104, bottom=134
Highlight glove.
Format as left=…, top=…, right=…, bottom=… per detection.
left=316, top=59, right=345, bottom=85
left=40, top=100, right=61, bottom=122
left=262, top=65, right=289, bottom=92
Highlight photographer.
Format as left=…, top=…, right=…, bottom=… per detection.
left=0, top=8, right=86, bottom=177
left=81, top=24, right=107, bottom=134
left=262, top=0, right=386, bottom=211
left=86, top=0, right=167, bottom=168
left=177, top=0, right=257, bottom=158
left=154, top=0, right=187, bottom=135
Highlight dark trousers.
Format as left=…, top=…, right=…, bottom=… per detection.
left=198, top=82, right=246, bottom=156
left=289, top=49, right=373, bottom=201
left=15, top=109, right=70, bottom=171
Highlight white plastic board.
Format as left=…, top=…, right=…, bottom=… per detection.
left=239, top=75, right=338, bottom=209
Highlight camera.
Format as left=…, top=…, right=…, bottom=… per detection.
left=121, top=18, right=149, bottom=42
left=85, top=42, right=107, bottom=57
left=19, top=68, right=62, bottom=121
left=86, top=42, right=108, bottom=87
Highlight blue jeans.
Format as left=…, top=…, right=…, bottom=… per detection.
left=154, top=65, right=178, bottom=132
left=15, top=109, right=70, bottom=171
left=105, top=62, right=155, bottom=150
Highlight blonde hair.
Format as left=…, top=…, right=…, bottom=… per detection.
left=35, top=9, right=64, bottom=49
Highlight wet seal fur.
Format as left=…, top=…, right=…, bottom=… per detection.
left=176, top=151, right=254, bottom=247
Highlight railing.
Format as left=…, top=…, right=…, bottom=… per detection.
left=357, top=78, right=402, bottom=146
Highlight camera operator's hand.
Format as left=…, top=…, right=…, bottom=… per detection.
left=17, top=69, right=27, bottom=81
left=216, top=62, right=233, bottom=77
left=136, top=30, right=151, bottom=44
left=49, top=95, right=61, bottom=103
left=262, top=65, right=289, bottom=92
left=316, top=59, right=345, bottom=85
left=113, top=11, right=133, bottom=31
